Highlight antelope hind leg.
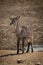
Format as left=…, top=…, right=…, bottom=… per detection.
left=26, top=43, right=30, bottom=53
left=31, top=42, right=33, bottom=52
left=17, top=39, right=20, bottom=54
left=22, top=38, right=25, bottom=54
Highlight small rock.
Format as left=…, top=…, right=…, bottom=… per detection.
left=29, top=61, right=34, bottom=65
left=29, top=61, right=32, bottom=64
left=35, top=62, right=41, bottom=65
left=17, top=59, right=23, bottom=64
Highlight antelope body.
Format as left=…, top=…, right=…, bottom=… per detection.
left=10, top=16, right=33, bottom=54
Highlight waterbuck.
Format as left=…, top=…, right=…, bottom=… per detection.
left=10, top=16, right=33, bottom=54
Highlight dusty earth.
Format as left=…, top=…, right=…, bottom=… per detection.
left=0, top=50, right=43, bottom=65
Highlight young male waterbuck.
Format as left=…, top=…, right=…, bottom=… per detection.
left=10, top=16, right=33, bottom=54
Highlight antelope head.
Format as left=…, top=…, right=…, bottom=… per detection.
left=10, top=16, right=20, bottom=25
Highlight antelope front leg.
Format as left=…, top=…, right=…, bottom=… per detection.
left=26, top=43, right=30, bottom=53
left=22, top=38, right=25, bottom=54
left=17, top=39, right=20, bottom=54
left=31, top=42, right=33, bottom=52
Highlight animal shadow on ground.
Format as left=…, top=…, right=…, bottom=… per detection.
left=0, top=53, right=22, bottom=58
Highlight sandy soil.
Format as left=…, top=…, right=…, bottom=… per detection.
left=0, top=50, right=43, bottom=65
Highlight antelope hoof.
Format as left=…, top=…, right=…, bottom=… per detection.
left=32, top=49, right=33, bottom=53
left=26, top=50, right=29, bottom=53
left=22, top=51, right=24, bottom=54
left=26, top=48, right=29, bottom=53
left=17, top=52, right=19, bottom=54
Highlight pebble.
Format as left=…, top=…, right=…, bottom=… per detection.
left=17, top=59, right=24, bottom=64
left=35, top=61, right=41, bottom=65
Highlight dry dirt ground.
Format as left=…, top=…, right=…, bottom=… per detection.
left=0, top=50, right=43, bottom=65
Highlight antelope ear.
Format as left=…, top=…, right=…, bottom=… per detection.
left=16, top=16, right=20, bottom=20
left=9, top=16, right=15, bottom=20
